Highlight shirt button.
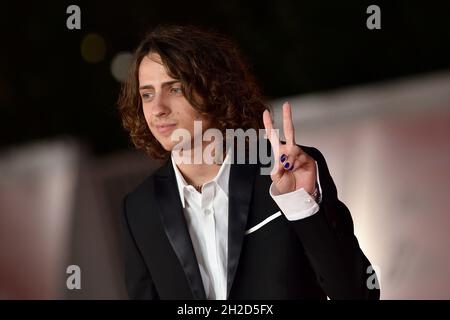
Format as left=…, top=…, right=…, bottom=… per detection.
left=204, top=208, right=213, bottom=215
left=306, top=198, right=312, bottom=203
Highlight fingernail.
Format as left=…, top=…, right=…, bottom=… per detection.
left=280, top=154, right=286, bottom=162
left=284, top=162, right=290, bottom=169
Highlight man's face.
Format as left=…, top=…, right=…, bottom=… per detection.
left=138, top=52, right=209, bottom=151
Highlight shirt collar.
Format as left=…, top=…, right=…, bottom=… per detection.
left=171, top=146, right=233, bottom=208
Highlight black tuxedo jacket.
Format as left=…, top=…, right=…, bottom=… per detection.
left=121, top=144, right=380, bottom=300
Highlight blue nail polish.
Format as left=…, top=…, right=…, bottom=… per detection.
left=280, top=154, right=286, bottom=162
left=284, top=162, right=290, bottom=169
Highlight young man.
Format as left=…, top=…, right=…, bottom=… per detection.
left=117, top=25, right=379, bottom=300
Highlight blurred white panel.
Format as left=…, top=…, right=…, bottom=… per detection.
left=0, top=140, right=80, bottom=299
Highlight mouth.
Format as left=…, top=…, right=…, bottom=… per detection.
left=155, top=123, right=177, bottom=134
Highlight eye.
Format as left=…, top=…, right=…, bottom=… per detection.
left=141, top=92, right=154, bottom=101
left=170, top=86, right=183, bottom=95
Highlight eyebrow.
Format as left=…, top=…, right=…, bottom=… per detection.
left=139, top=80, right=180, bottom=90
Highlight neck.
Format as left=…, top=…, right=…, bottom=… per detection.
left=172, top=141, right=227, bottom=187
left=177, top=162, right=221, bottom=188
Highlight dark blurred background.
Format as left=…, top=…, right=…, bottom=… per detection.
left=1, top=0, right=449, bottom=154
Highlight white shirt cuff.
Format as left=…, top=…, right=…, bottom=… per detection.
left=269, top=161, right=322, bottom=221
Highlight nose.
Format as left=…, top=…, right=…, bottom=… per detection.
left=151, top=92, right=171, bottom=117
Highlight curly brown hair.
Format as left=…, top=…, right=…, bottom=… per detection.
left=117, top=24, right=271, bottom=160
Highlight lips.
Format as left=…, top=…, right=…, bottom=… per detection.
left=155, top=123, right=177, bottom=134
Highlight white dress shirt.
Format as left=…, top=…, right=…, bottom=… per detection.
left=171, top=147, right=323, bottom=300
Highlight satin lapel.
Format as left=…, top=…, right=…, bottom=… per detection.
left=226, top=160, right=258, bottom=298
left=154, top=160, right=206, bottom=299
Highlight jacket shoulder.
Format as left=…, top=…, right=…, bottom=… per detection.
left=124, top=161, right=168, bottom=209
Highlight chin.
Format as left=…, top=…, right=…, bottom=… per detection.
left=162, top=144, right=173, bottom=152
left=158, top=139, right=177, bottom=152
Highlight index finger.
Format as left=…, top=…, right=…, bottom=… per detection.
left=263, top=109, right=280, bottom=146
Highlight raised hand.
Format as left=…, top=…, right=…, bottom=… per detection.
left=263, top=102, right=317, bottom=195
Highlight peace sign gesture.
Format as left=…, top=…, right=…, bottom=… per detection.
left=263, top=102, right=317, bottom=195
